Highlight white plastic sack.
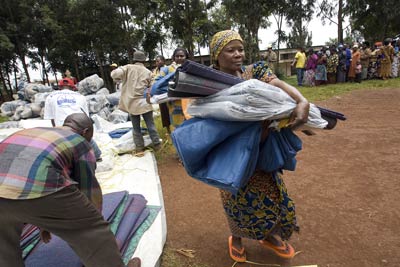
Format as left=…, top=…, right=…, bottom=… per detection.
left=77, top=74, right=104, bottom=95
left=1, top=100, right=28, bottom=117
left=108, top=109, right=129, bottom=124
left=112, top=131, right=152, bottom=154
left=0, top=121, right=20, bottom=129
left=86, top=94, right=110, bottom=114
left=96, top=88, right=110, bottom=95
left=187, top=79, right=328, bottom=129
left=105, top=91, right=121, bottom=106
left=96, top=107, right=112, bottom=121
left=24, top=83, right=53, bottom=101
left=31, top=92, right=51, bottom=107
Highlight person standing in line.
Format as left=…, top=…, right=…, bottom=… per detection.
left=355, top=60, right=362, bottom=83
left=360, top=42, right=372, bottom=80
left=337, top=44, right=347, bottom=83
left=44, top=78, right=102, bottom=161
left=315, top=51, right=328, bottom=86
left=111, top=50, right=161, bottom=157
left=326, top=45, right=339, bottom=84
left=348, top=45, right=361, bottom=82
left=209, top=30, right=309, bottom=263
left=391, top=40, right=399, bottom=78
left=379, top=38, right=395, bottom=80
left=264, top=45, right=277, bottom=71
left=0, top=113, right=141, bottom=267
left=303, top=48, right=318, bottom=86
left=344, top=44, right=352, bottom=81
left=291, top=47, right=306, bottom=86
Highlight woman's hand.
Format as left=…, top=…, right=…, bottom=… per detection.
left=288, top=100, right=310, bottom=130
left=269, top=78, right=310, bottom=130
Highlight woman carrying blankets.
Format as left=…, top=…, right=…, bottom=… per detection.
left=209, top=30, right=309, bottom=262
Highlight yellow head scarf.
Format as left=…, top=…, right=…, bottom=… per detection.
left=210, top=30, right=243, bottom=62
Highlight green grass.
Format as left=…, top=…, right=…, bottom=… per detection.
left=0, top=116, right=8, bottom=123
left=283, top=76, right=400, bottom=102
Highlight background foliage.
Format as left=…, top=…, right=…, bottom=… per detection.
left=0, top=0, right=398, bottom=101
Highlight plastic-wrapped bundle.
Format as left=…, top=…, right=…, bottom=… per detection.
left=30, top=103, right=42, bottom=117
left=11, top=105, right=25, bottom=121
left=24, top=84, right=53, bottom=101
left=31, top=92, right=51, bottom=107
left=1, top=100, right=28, bottom=117
left=96, top=107, right=111, bottom=121
left=105, top=91, right=121, bottom=106
left=187, top=79, right=328, bottom=129
left=17, top=81, right=28, bottom=100
left=113, top=132, right=153, bottom=154
left=86, top=94, right=110, bottom=114
left=0, top=121, right=20, bottom=129
left=108, top=109, right=129, bottom=124
left=96, top=88, right=110, bottom=95
left=77, top=74, right=104, bottom=95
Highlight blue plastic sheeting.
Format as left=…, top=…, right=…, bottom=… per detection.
left=257, top=128, right=302, bottom=173
left=178, top=60, right=243, bottom=85
left=150, top=71, right=176, bottom=96
left=114, top=194, right=147, bottom=249
left=172, top=118, right=261, bottom=194
left=24, top=191, right=149, bottom=267
left=108, top=128, right=132, bottom=139
left=172, top=118, right=302, bottom=194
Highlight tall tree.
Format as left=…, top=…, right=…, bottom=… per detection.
left=346, top=0, right=400, bottom=42
left=164, top=0, right=209, bottom=58
left=285, top=0, right=314, bottom=48
left=1, top=0, right=33, bottom=82
left=222, top=0, right=271, bottom=63
left=317, top=0, right=349, bottom=44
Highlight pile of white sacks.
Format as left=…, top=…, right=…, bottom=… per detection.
left=0, top=74, right=128, bottom=126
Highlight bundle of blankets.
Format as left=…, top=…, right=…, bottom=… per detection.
left=22, top=191, right=160, bottom=266
left=151, top=60, right=346, bottom=194
left=0, top=74, right=128, bottom=125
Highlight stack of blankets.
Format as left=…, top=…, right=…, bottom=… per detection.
left=22, top=191, right=160, bottom=266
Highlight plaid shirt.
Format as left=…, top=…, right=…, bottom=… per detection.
left=0, top=127, right=102, bottom=209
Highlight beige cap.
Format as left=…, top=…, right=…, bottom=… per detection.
left=133, top=51, right=146, bottom=62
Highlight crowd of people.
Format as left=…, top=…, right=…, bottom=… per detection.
left=290, top=38, right=400, bottom=87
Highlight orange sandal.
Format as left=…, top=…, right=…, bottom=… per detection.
left=228, top=236, right=246, bottom=262
left=259, top=239, right=295, bottom=259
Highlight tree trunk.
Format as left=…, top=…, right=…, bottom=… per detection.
left=0, top=66, right=7, bottom=101
left=338, top=0, right=343, bottom=44
left=18, top=47, right=31, bottom=83
left=40, top=51, right=49, bottom=85
left=74, top=55, right=81, bottom=82
left=6, top=72, right=13, bottom=99
left=0, top=66, right=12, bottom=99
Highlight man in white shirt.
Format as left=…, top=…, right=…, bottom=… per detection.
left=44, top=78, right=102, bottom=160
left=44, top=78, right=88, bottom=127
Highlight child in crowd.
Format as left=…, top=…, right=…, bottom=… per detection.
left=355, top=60, right=362, bottom=83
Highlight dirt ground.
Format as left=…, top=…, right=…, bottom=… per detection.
left=157, top=88, right=400, bottom=267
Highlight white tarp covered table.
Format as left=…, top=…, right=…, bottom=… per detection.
left=0, top=119, right=167, bottom=267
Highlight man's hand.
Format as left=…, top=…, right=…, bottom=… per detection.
left=40, top=230, right=52, bottom=244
